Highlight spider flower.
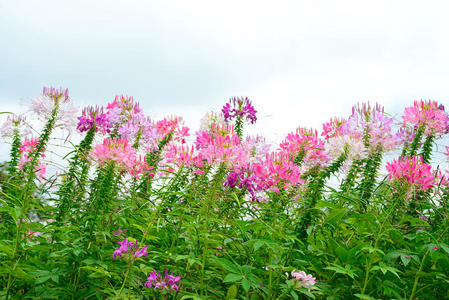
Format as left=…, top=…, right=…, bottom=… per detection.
left=386, top=155, right=435, bottom=190
left=402, top=100, right=449, bottom=135
left=91, top=137, right=146, bottom=177
left=77, top=106, right=110, bottom=134
left=290, top=270, right=316, bottom=290
left=112, top=238, right=148, bottom=260
left=18, top=137, right=46, bottom=178
left=30, top=86, right=78, bottom=132
left=222, top=96, right=257, bottom=124
left=144, top=269, right=181, bottom=292
left=343, top=102, right=400, bottom=151
left=0, top=114, right=31, bottom=138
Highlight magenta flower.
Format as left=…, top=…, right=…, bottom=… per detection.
left=281, top=127, right=331, bottom=168
left=18, top=137, right=46, bottom=178
left=42, top=86, right=69, bottom=103
left=144, top=269, right=181, bottom=292
left=222, top=97, right=257, bottom=124
left=91, top=137, right=148, bottom=178
left=113, top=228, right=127, bottom=236
left=386, top=155, right=435, bottom=190
left=343, top=102, right=400, bottom=151
left=402, top=100, right=449, bottom=135
left=112, top=238, right=148, bottom=260
left=77, top=106, right=110, bottom=134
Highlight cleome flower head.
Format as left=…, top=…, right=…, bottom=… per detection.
left=30, top=86, right=78, bottom=133
left=402, top=100, right=449, bottom=135
left=144, top=269, right=181, bottom=292
left=290, top=270, right=316, bottom=291
left=18, top=137, right=46, bottom=178
left=0, top=114, right=31, bottom=138
left=385, top=155, right=435, bottom=190
left=222, top=96, right=257, bottom=124
left=91, top=137, right=148, bottom=178
left=77, top=105, right=110, bottom=134
left=112, top=237, right=148, bottom=260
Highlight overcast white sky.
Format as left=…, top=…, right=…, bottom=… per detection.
left=1, top=0, right=449, bottom=153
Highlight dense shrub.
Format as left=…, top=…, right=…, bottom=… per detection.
left=1, top=88, right=449, bottom=299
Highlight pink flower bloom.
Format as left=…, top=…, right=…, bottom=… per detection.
left=18, top=137, right=46, bottom=178
left=402, top=100, right=449, bottom=135
left=91, top=137, right=147, bottom=178
left=322, top=117, right=347, bottom=140
left=343, top=103, right=400, bottom=151
left=30, top=87, right=78, bottom=133
left=113, top=228, right=127, bottom=236
left=144, top=269, right=181, bottom=292
left=222, top=96, right=257, bottom=124
left=281, top=127, right=331, bottom=168
left=0, top=114, right=31, bottom=138
left=77, top=106, right=110, bottom=134
left=386, top=155, right=435, bottom=190
left=113, top=238, right=148, bottom=260
left=291, top=270, right=316, bottom=290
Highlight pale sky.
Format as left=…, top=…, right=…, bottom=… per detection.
left=1, top=0, right=449, bottom=155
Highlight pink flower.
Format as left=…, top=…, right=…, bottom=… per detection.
left=77, top=106, right=110, bottom=134
left=144, top=269, right=181, bottom=292
left=291, top=270, right=316, bottom=290
left=402, top=100, right=449, bottom=135
left=0, top=114, right=31, bottom=138
left=386, top=155, right=435, bottom=190
left=112, top=238, right=148, bottom=260
left=113, top=228, right=127, bottom=236
left=222, top=96, right=257, bottom=124
left=91, top=137, right=147, bottom=178
left=30, top=87, right=78, bottom=133
left=18, top=137, right=46, bottom=178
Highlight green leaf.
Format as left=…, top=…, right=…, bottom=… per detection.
left=223, top=273, right=242, bottom=283
left=354, top=294, right=376, bottom=300
left=253, top=240, right=265, bottom=252
left=241, top=278, right=251, bottom=292
left=325, top=264, right=358, bottom=279
left=217, top=258, right=240, bottom=274
left=226, top=284, right=238, bottom=299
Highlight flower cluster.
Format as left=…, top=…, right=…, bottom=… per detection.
left=402, top=100, right=449, bottom=135
left=0, top=114, right=31, bottom=138
left=222, top=97, right=257, bottom=124
left=42, top=86, right=70, bottom=103
left=30, top=86, right=78, bottom=132
left=343, top=103, right=400, bottom=151
left=289, top=270, right=316, bottom=290
left=112, top=238, right=148, bottom=260
left=144, top=269, right=181, bottom=292
left=91, top=137, right=147, bottom=178
left=18, top=137, right=46, bottom=178
left=280, top=127, right=331, bottom=168
left=77, top=106, right=110, bottom=134
left=386, top=155, right=435, bottom=190
left=322, top=117, right=346, bottom=140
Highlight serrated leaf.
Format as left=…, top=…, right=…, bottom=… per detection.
left=223, top=273, right=242, bottom=283
left=217, top=258, right=240, bottom=274
left=241, top=278, right=250, bottom=292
